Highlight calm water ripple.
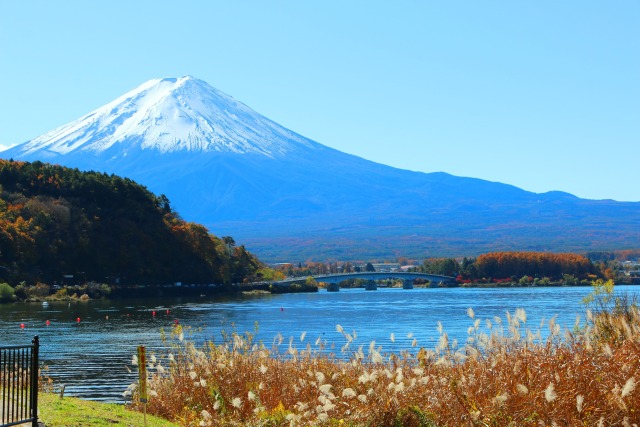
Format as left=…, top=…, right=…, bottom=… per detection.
left=1, top=285, right=638, bottom=402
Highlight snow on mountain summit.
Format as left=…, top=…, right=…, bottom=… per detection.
left=13, top=76, right=320, bottom=159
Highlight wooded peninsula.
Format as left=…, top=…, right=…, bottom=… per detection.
left=0, top=160, right=267, bottom=295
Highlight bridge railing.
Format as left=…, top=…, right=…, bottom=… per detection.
left=1, top=336, right=39, bottom=427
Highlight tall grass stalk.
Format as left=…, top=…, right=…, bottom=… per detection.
left=130, top=301, right=640, bottom=426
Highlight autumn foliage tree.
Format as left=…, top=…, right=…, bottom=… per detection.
left=418, top=257, right=459, bottom=276
left=0, top=160, right=261, bottom=286
left=475, top=251, right=595, bottom=280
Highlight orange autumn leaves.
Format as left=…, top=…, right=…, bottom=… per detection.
left=475, top=251, right=595, bottom=280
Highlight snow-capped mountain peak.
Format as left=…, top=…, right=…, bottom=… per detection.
left=13, top=76, right=319, bottom=160
left=3, top=76, right=639, bottom=261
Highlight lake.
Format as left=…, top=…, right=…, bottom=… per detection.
left=1, top=284, right=638, bottom=402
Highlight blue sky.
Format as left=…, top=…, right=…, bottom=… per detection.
left=1, top=1, right=638, bottom=201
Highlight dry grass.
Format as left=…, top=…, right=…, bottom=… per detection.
left=128, top=299, right=640, bottom=426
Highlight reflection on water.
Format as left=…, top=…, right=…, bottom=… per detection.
left=1, top=285, right=638, bottom=402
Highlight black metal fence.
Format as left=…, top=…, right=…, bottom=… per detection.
left=1, top=336, right=39, bottom=427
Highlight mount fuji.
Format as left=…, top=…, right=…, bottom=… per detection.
left=14, top=76, right=324, bottom=160
left=4, top=76, right=640, bottom=260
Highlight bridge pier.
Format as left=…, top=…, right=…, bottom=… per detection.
left=403, top=279, right=414, bottom=289
left=326, top=283, right=340, bottom=292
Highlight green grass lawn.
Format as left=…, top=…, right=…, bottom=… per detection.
left=38, top=393, right=179, bottom=427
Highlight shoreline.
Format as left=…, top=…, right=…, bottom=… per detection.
left=3, top=278, right=639, bottom=305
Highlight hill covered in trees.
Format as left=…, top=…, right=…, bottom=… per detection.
left=0, top=159, right=261, bottom=287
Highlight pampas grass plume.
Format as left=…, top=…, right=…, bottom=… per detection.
left=621, top=377, right=636, bottom=398
left=545, top=383, right=557, bottom=402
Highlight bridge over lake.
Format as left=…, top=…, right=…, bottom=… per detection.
left=273, top=272, right=456, bottom=290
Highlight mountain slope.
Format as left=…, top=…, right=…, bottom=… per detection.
left=4, top=76, right=640, bottom=260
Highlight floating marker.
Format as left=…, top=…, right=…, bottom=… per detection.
left=174, top=319, right=179, bottom=325
left=76, top=317, right=81, bottom=323
left=166, top=309, right=170, bottom=315
left=46, top=320, right=50, bottom=326
left=152, top=311, right=156, bottom=316
left=20, top=323, right=25, bottom=329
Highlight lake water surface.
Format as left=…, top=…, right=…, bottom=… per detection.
left=1, top=285, right=638, bottom=402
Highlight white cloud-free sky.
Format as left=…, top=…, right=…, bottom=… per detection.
left=1, top=1, right=638, bottom=200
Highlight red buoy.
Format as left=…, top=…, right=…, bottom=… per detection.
left=20, top=323, right=25, bottom=329
left=174, top=319, right=179, bottom=325
left=166, top=309, right=170, bottom=315
left=46, top=320, right=50, bottom=326
left=76, top=317, right=81, bottom=323
left=152, top=311, right=156, bottom=316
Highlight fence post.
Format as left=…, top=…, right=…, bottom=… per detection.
left=30, top=336, right=39, bottom=427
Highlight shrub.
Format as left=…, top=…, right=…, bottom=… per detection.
left=583, top=279, right=640, bottom=346
left=52, top=287, right=69, bottom=300
left=518, top=275, right=532, bottom=285
left=0, top=282, right=15, bottom=302
left=25, top=282, right=50, bottom=299
left=86, top=282, right=112, bottom=299
left=562, top=273, right=578, bottom=286
left=13, top=282, right=27, bottom=300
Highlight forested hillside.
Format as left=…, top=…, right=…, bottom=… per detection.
left=0, top=160, right=261, bottom=286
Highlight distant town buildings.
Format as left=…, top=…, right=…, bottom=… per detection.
left=370, top=263, right=400, bottom=272
left=621, top=261, right=640, bottom=277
